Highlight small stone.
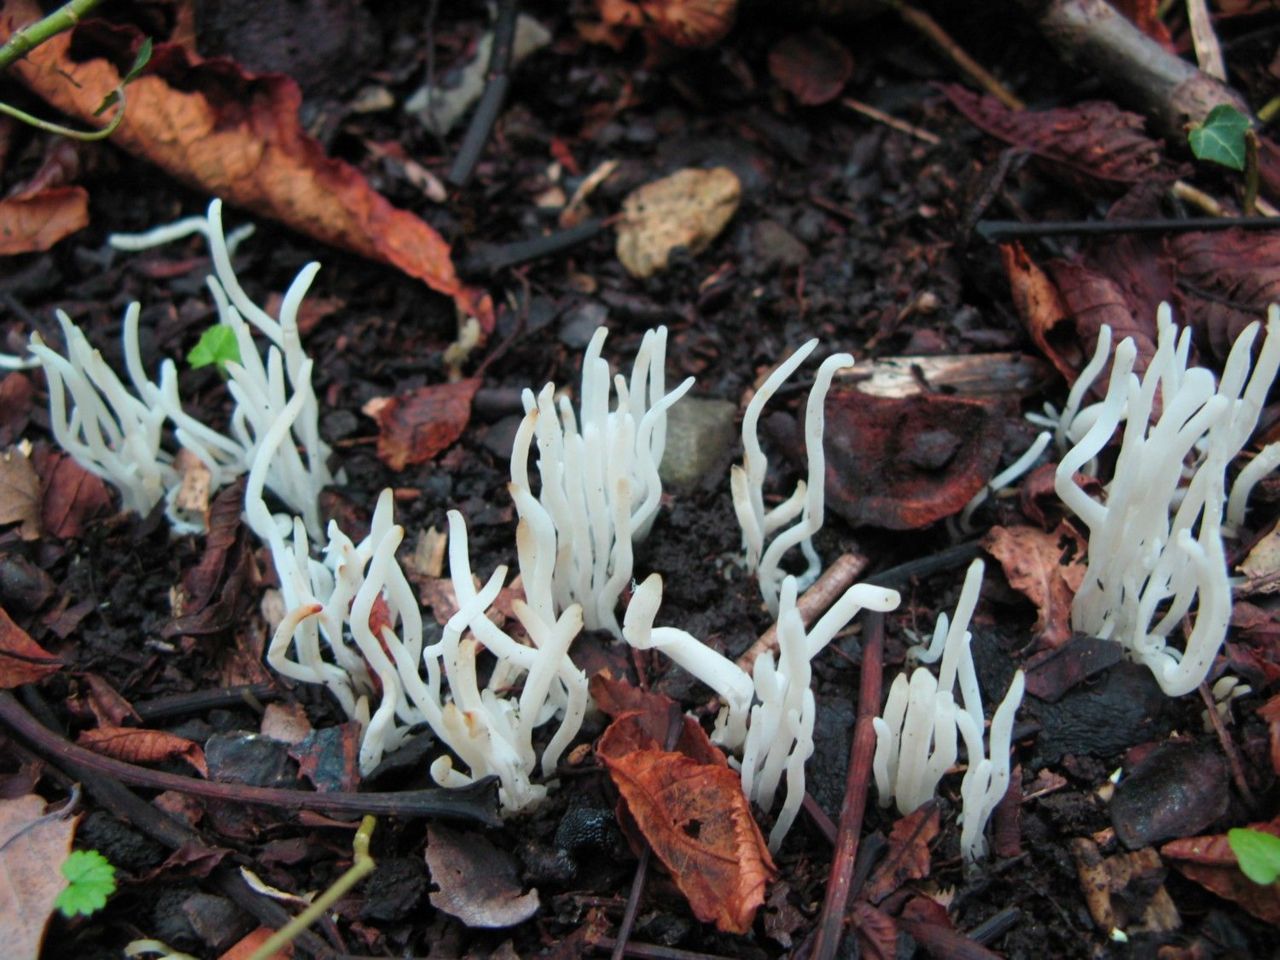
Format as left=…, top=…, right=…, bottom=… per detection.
left=658, top=397, right=739, bottom=492
left=1111, top=740, right=1229, bottom=848
left=616, top=167, right=741, bottom=278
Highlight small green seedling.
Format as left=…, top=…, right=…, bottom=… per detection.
left=54, top=849, right=117, bottom=917
left=187, top=324, right=241, bottom=374
left=95, top=37, right=153, bottom=116
left=1228, top=828, right=1280, bottom=885
left=1188, top=104, right=1251, bottom=171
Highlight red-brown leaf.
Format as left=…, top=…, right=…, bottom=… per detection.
left=597, top=711, right=775, bottom=933
left=983, top=524, right=1086, bottom=649
left=1163, top=820, right=1280, bottom=924
left=768, top=31, right=853, bottom=106
left=33, top=448, right=112, bottom=539
left=0, top=3, right=492, bottom=331
left=78, top=726, right=209, bottom=777
left=943, top=85, right=1181, bottom=189
left=0, top=186, right=88, bottom=255
left=0, top=605, right=62, bottom=688
left=364, top=378, right=482, bottom=472
left=864, top=803, right=940, bottom=904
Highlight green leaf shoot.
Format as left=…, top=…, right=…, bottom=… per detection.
left=1188, top=105, right=1251, bottom=171
left=1229, top=828, right=1280, bottom=885
left=94, top=37, right=152, bottom=116
left=187, top=324, right=241, bottom=374
left=54, top=849, right=117, bottom=918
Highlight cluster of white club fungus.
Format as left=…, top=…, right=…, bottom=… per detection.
left=730, top=340, right=853, bottom=615
left=17, top=200, right=335, bottom=538
left=1055, top=304, right=1280, bottom=696
left=873, top=559, right=1024, bottom=862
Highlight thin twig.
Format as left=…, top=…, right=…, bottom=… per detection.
left=891, top=1, right=1024, bottom=111
left=976, top=214, right=1280, bottom=242
left=0, top=690, right=502, bottom=825
left=811, top=611, right=885, bottom=960
left=447, top=0, right=518, bottom=187
left=459, top=218, right=605, bottom=275
left=841, top=97, right=940, bottom=145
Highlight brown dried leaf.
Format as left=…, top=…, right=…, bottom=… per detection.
left=34, top=448, right=112, bottom=540
left=165, top=481, right=253, bottom=637
left=850, top=901, right=899, bottom=960
left=864, top=802, right=940, bottom=904
left=0, top=794, right=79, bottom=959
left=943, top=85, right=1180, bottom=188
left=363, top=377, right=482, bottom=472
left=589, top=674, right=726, bottom=766
left=0, top=447, right=41, bottom=540
left=1163, top=821, right=1280, bottom=925
left=78, top=725, right=209, bottom=777
left=983, top=524, right=1086, bottom=649
left=824, top=389, right=1003, bottom=530
left=0, top=186, right=89, bottom=255
left=1112, top=0, right=1174, bottom=48
left=0, top=4, right=492, bottom=331
left=1170, top=229, right=1280, bottom=361
left=597, top=711, right=774, bottom=933
left=0, top=373, right=35, bottom=447
left=425, top=824, right=539, bottom=928
left=1001, top=241, right=1075, bottom=382
left=0, top=604, right=62, bottom=688
left=582, top=0, right=737, bottom=51
left=768, top=31, right=853, bottom=106
left=1258, top=695, right=1280, bottom=777
left=616, top=167, right=740, bottom=278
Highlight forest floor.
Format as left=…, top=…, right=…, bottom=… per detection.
left=2, top=1, right=1280, bottom=958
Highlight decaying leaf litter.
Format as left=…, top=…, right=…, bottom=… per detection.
left=1, top=0, right=1280, bottom=957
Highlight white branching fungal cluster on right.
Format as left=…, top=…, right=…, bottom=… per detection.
left=1055, top=305, right=1280, bottom=696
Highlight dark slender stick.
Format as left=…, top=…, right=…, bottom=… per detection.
left=977, top=215, right=1280, bottom=242
left=597, top=938, right=736, bottom=960
left=132, top=682, right=278, bottom=722
left=447, top=0, right=518, bottom=187
left=811, top=611, right=885, bottom=960
left=0, top=690, right=501, bottom=825
left=459, top=218, right=605, bottom=276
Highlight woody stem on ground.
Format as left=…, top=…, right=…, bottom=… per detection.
left=812, top=611, right=884, bottom=960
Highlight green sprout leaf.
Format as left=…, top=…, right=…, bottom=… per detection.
left=187, top=324, right=241, bottom=373
left=94, top=37, right=153, bottom=116
left=54, top=849, right=117, bottom=918
left=1229, top=828, right=1280, bottom=885
left=1188, top=104, right=1251, bottom=171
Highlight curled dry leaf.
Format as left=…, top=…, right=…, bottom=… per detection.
left=0, top=1, right=492, bottom=331
left=77, top=725, right=209, bottom=777
left=0, top=187, right=89, bottom=255
left=581, top=0, right=737, bottom=51
left=0, top=605, right=62, bottom=688
left=1163, top=821, right=1280, bottom=925
left=425, top=824, right=539, bottom=928
left=597, top=711, right=775, bottom=934
left=768, top=31, right=853, bottom=106
left=362, top=377, right=482, bottom=472
left=942, top=85, right=1183, bottom=190
left=823, top=388, right=1003, bottom=530
left=0, top=794, right=80, bottom=960
left=983, top=524, right=1086, bottom=650
left=864, top=802, right=940, bottom=905
left=0, top=447, right=41, bottom=540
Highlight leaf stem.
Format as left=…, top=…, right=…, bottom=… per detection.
left=0, top=0, right=103, bottom=72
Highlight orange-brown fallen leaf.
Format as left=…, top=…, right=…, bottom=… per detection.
left=218, top=927, right=292, bottom=960
left=597, top=710, right=775, bottom=934
left=362, top=377, right=482, bottom=471
left=32, top=447, right=112, bottom=540
left=0, top=1, right=492, bottom=331
left=984, top=523, right=1086, bottom=649
left=0, top=604, right=62, bottom=689
left=0, top=794, right=80, bottom=960
left=0, top=186, right=89, bottom=255
left=864, top=802, right=940, bottom=905
left=1163, top=820, right=1280, bottom=925
left=78, top=725, right=209, bottom=777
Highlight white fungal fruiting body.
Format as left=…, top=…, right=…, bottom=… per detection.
left=731, top=341, right=854, bottom=615
left=511, top=326, right=693, bottom=636
left=872, top=560, right=1024, bottom=862
left=1055, top=304, right=1280, bottom=696
left=23, top=199, right=334, bottom=537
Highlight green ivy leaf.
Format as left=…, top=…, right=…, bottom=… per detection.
left=54, top=849, right=117, bottom=918
left=187, top=324, right=241, bottom=373
left=94, top=37, right=153, bottom=116
left=1188, top=104, right=1251, bottom=171
left=1229, top=828, right=1280, bottom=885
